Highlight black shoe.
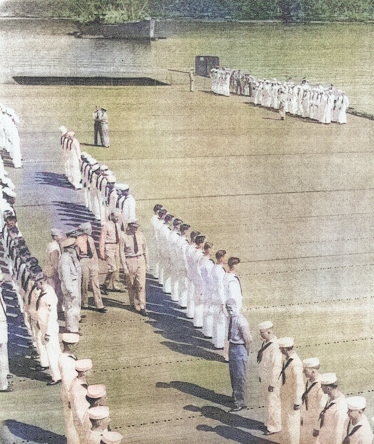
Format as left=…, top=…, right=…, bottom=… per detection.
left=140, top=309, right=149, bottom=317
left=47, top=379, right=62, bottom=386
left=264, top=431, right=278, bottom=436
left=100, top=289, right=109, bottom=296
left=229, top=405, right=246, bottom=412
left=97, top=307, right=107, bottom=313
left=34, top=366, right=49, bottom=372
left=81, top=306, right=89, bottom=310
left=110, top=287, right=123, bottom=293
left=7, top=374, right=13, bottom=379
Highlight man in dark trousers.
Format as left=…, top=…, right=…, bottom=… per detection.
left=226, top=297, right=252, bottom=412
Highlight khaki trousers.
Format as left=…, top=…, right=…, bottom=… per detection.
left=125, top=255, right=146, bottom=310
left=104, top=243, right=121, bottom=289
left=80, top=258, right=103, bottom=309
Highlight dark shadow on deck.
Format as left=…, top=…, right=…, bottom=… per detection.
left=145, top=277, right=225, bottom=362
left=187, top=405, right=272, bottom=443
left=3, top=420, right=66, bottom=444
left=34, top=172, right=74, bottom=189
left=13, top=76, right=168, bottom=86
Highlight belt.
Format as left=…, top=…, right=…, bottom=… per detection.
left=105, top=242, right=119, bottom=245
left=125, top=255, right=142, bottom=258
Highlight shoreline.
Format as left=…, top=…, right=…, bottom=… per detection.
left=0, top=15, right=374, bottom=25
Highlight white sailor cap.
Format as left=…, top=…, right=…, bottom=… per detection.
left=106, top=174, right=116, bottom=183
left=60, top=237, right=76, bottom=249
left=258, top=321, right=273, bottom=330
left=127, top=219, right=139, bottom=227
left=59, top=126, right=67, bottom=134
left=51, top=228, right=64, bottom=237
left=89, top=158, right=98, bottom=166
left=79, top=222, right=92, bottom=233
left=278, top=337, right=294, bottom=348
left=91, top=164, right=100, bottom=172
left=101, top=430, right=123, bottom=444
left=116, top=182, right=130, bottom=191
left=88, top=405, right=110, bottom=420
left=67, top=130, right=75, bottom=137
left=302, top=357, right=320, bottom=368
left=75, top=359, right=92, bottom=372
left=61, top=333, right=80, bottom=344
left=320, top=372, right=337, bottom=385
left=81, top=152, right=89, bottom=158
left=3, top=187, right=16, bottom=198
left=87, top=384, right=106, bottom=399
left=2, top=177, right=15, bottom=190
left=346, top=396, right=366, bottom=410
left=100, top=164, right=109, bottom=171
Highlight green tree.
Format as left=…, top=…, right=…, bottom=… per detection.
left=229, top=0, right=279, bottom=20
left=66, top=0, right=150, bottom=24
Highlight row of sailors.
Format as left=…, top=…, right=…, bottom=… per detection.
left=60, top=332, right=125, bottom=444
left=256, top=329, right=373, bottom=444
left=210, top=68, right=349, bottom=124
left=210, top=67, right=232, bottom=97
left=79, top=152, right=136, bottom=227
left=59, top=129, right=137, bottom=228
left=253, top=80, right=349, bottom=124
left=150, top=205, right=374, bottom=443
left=60, top=126, right=82, bottom=190
left=2, top=218, right=110, bottom=387
left=0, top=103, right=22, bottom=168
left=150, top=205, right=242, bottom=356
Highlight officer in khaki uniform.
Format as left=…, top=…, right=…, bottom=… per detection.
left=99, top=209, right=122, bottom=294
left=257, top=321, right=282, bottom=436
left=58, top=332, right=80, bottom=444
left=76, top=222, right=106, bottom=313
left=120, top=219, right=148, bottom=316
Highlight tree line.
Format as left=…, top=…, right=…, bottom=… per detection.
left=57, top=0, right=374, bottom=23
